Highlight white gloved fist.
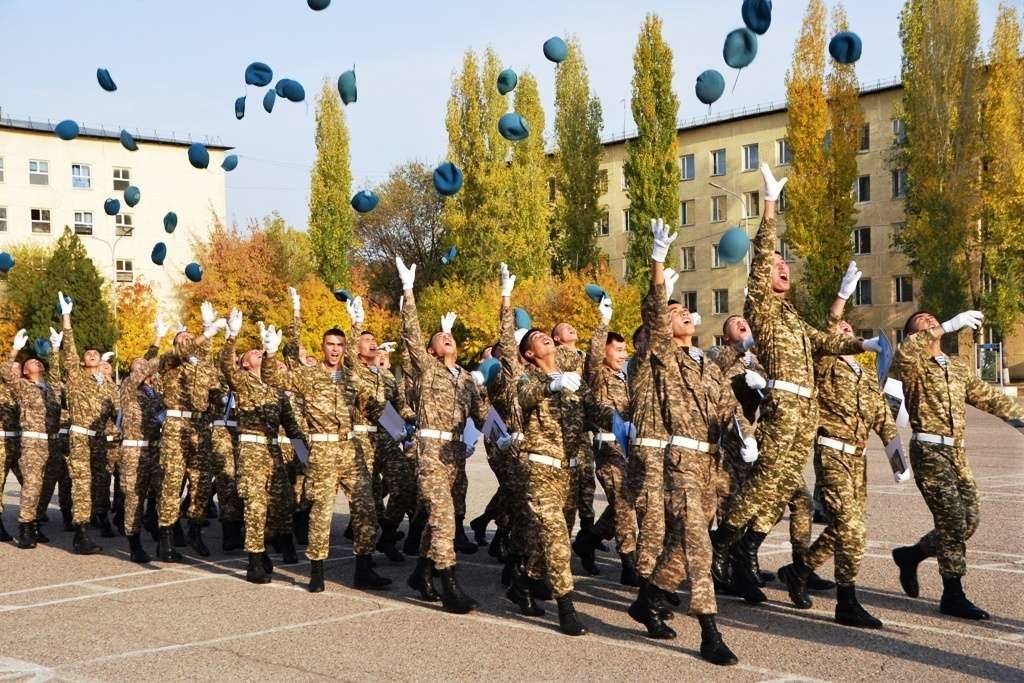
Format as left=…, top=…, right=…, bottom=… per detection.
left=378, top=341, right=397, bottom=353
left=49, top=327, right=64, bottom=350
left=12, top=329, right=28, bottom=352
left=598, top=295, right=613, bottom=324
left=691, top=311, right=703, bottom=327
left=396, top=257, right=417, bottom=291
left=200, top=301, right=216, bottom=327
left=837, top=261, right=862, bottom=300
left=57, top=291, right=73, bottom=316
left=175, top=320, right=187, bottom=334
left=101, top=351, right=114, bottom=363
left=203, top=318, right=227, bottom=339
left=744, top=370, right=767, bottom=391
left=471, top=370, right=485, bottom=387
left=440, top=312, right=457, bottom=334
left=154, top=317, right=169, bottom=343
left=862, top=336, right=882, bottom=354
left=227, top=308, right=243, bottom=338
left=759, top=162, right=788, bottom=202
left=941, top=310, right=984, bottom=334
left=560, top=371, right=581, bottom=392
left=650, top=218, right=678, bottom=263
left=741, top=436, right=759, bottom=463
left=664, top=268, right=680, bottom=301
left=500, top=262, right=516, bottom=298
left=288, top=286, right=301, bottom=318
left=347, top=296, right=365, bottom=326
left=263, top=325, right=283, bottom=355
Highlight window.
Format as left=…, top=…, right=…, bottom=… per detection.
left=596, top=212, right=610, bottom=237
left=711, top=149, right=727, bottom=176
left=680, top=200, right=695, bottom=226
left=547, top=177, right=556, bottom=202
left=0, top=207, right=6, bottom=232
left=622, top=209, right=631, bottom=232
left=743, top=191, right=760, bottom=218
left=891, top=222, right=906, bottom=251
left=854, top=279, right=872, bottom=306
left=115, top=214, right=133, bottom=237
left=893, top=329, right=906, bottom=344
left=680, top=154, right=695, bottom=181
left=681, top=246, right=696, bottom=272
left=0, top=157, right=5, bottom=183
left=713, top=335, right=726, bottom=347
left=711, top=195, right=726, bottom=223
left=29, top=160, right=49, bottom=185
left=893, top=118, right=907, bottom=146
left=894, top=275, right=913, bottom=303
left=713, top=289, right=729, bottom=314
left=778, top=237, right=796, bottom=262
left=859, top=123, right=871, bottom=152
left=858, top=329, right=874, bottom=340
left=74, top=211, right=94, bottom=235
left=776, top=138, right=793, bottom=165
left=712, top=243, right=723, bottom=269
left=742, top=143, right=759, bottom=171
left=680, top=291, right=698, bottom=313
left=113, top=167, right=131, bottom=191
left=892, top=169, right=907, bottom=199
left=852, top=227, right=871, bottom=255
left=855, top=175, right=871, bottom=203
left=115, top=259, right=134, bottom=283
left=598, top=169, right=608, bottom=195
left=71, top=164, right=91, bottom=189
left=778, top=186, right=789, bottom=212
left=31, top=208, right=51, bottom=234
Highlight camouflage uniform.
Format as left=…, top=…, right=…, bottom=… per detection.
left=894, top=330, right=1024, bottom=578
left=400, top=292, right=485, bottom=570
left=268, top=397, right=305, bottom=538
left=61, top=326, right=119, bottom=526
left=0, top=383, right=23, bottom=523
left=208, top=383, right=243, bottom=526
left=116, top=355, right=164, bottom=536
left=38, top=404, right=72, bottom=524
left=556, top=346, right=596, bottom=531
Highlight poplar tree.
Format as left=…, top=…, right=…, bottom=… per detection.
left=507, top=71, right=551, bottom=278
left=308, top=79, right=354, bottom=288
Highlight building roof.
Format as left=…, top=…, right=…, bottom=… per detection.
left=0, top=114, right=232, bottom=150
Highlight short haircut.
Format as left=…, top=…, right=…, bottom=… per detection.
left=84, top=346, right=100, bottom=354
left=722, top=315, right=742, bottom=336
left=359, top=330, right=374, bottom=338
left=774, top=250, right=785, bottom=258
left=518, top=328, right=542, bottom=361
left=667, top=299, right=680, bottom=307
left=903, top=311, right=933, bottom=339
left=323, top=327, right=346, bottom=341
left=606, top=331, right=625, bottom=346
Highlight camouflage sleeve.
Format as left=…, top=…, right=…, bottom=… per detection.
left=744, top=214, right=777, bottom=332
left=345, top=321, right=362, bottom=370
left=869, top=388, right=899, bottom=445
left=261, top=352, right=297, bottom=394
left=644, top=281, right=674, bottom=364
left=821, top=309, right=843, bottom=334
left=964, top=374, right=1024, bottom=422
left=582, top=384, right=613, bottom=431
left=517, top=371, right=550, bottom=413
left=218, top=337, right=246, bottom=391
left=400, top=290, right=430, bottom=376
left=279, top=393, right=307, bottom=441
left=46, top=351, right=62, bottom=387
left=713, top=365, right=754, bottom=439
left=176, top=333, right=210, bottom=359
left=61, top=324, right=81, bottom=381
left=1, top=358, right=17, bottom=386
left=584, top=319, right=608, bottom=390
left=803, top=321, right=867, bottom=358
left=281, top=314, right=301, bottom=362
left=711, top=344, right=739, bottom=372
left=892, top=329, right=933, bottom=387
left=391, top=372, right=415, bottom=422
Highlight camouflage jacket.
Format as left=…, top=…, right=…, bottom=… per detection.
left=712, top=346, right=766, bottom=425
left=0, top=381, right=19, bottom=432
left=151, top=335, right=220, bottom=413
left=262, top=350, right=353, bottom=437
left=628, top=282, right=670, bottom=443
left=893, top=330, right=1023, bottom=441
left=347, top=323, right=414, bottom=431
left=61, top=325, right=118, bottom=432
left=2, top=352, right=62, bottom=433
left=585, top=319, right=630, bottom=457
left=489, top=299, right=525, bottom=433
left=518, top=365, right=612, bottom=465
left=220, top=338, right=287, bottom=438
left=118, top=356, right=164, bottom=442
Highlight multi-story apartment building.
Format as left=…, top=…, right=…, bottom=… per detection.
left=0, top=116, right=230, bottom=307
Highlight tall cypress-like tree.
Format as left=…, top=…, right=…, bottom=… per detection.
left=623, top=13, right=680, bottom=284
left=308, top=78, right=354, bottom=288
left=507, top=71, right=551, bottom=278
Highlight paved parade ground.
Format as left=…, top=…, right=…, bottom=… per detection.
left=1, top=405, right=1021, bottom=682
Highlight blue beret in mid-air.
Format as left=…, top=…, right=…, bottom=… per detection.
left=104, top=198, right=121, bottom=216
left=497, top=69, right=518, bottom=95
left=0, top=252, right=15, bottom=274
left=55, top=120, right=79, bottom=140
left=308, top=0, right=331, bottom=9
left=742, top=0, right=772, bottom=35
left=245, top=62, right=273, bottom=87
left=584, top=283, right=607, bottom=303
left=222, top=154, right=239, bottom=172
left=338, top=69, right=357, bottom=105
left=351, top=190, right=379, bottom=213
left=234, top=96, right=246, bottom=120
left=275, top=78, right=305, bottom=102
left=432, top=162, right=464, bottom=196
left=97, top=68, right=117, bottom=92
left=543, top=36, right=568, bottom=63
left=185, top=262, right=204, bottom=283
left=124, top=186, right=141, bottom=207
left=498, top=112, right=529, bottom=141
left=440, top=246, right=458, bottom=265
left=187, top=142, right=210, bottom=169
left=151, top=242, right=167, bottom=266
left=120, top=129, right=138, bottom=151
left=829, top=31, right=863, bottom=64
left=263, top=89, right=277, bottom=113
left=333, top=289, right=353, bottom=302
left=514, top=307, right=532, bottom=331
left=163, top=211, right=178, bottom=233
left=718, top=226, right=750, bottom=264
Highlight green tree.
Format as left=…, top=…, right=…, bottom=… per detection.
left=624, top=13, right=680, bottom=284
left=506, top=71, right=551, bottom=278
left=309, top=78, right=355, bottom=289
left=0, top=242, right=52, bottom=345
left=260, top=211, right=314, bottom=285
left=552, top=37, right=605, bottom=274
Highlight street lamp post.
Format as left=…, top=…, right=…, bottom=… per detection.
left=82, top=229, right=131, bottom=379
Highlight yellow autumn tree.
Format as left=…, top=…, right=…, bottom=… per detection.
left=115, top=279, right=159, bottom=370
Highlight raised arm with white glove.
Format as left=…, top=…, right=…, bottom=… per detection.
left=650, top=218, right=678, bottom=263
left=154, top=317, right=169, bottom=346
left=347, top=296, right=365, bottom=326
left=500, top=262, right=516, bottom=298
left=49, top=326, right=64, bottom=350
left=941, top=310, right=984, bottom=334
left=836, top=261, right=862, bottom=301
left=262, top=324, right=283, bottom=355
left=759, top=162, right=788, bottom=202
left=663, top=268, right=680, bottom=301
left=227, top=308, right=243, bottom=339
left=289, top=286, right=301, bottom=319
left=598, top=295, right=613, bottom=324
left=396, top=257, right=417, bottom=292
left=440, top=312, right=457, bottom=334
left=57, top=291, right=73, bottom=317
left=12, top=329, right=28, bottom=352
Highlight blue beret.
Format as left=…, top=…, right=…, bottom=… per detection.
left=263, top=90, right=276, bottom=113
left=0, top=252, right=15, bottom=274
left=333, top=289, right=353, bottom=302
left=742, top=0, right=772, bottom=35
left=724, top=28, right=758, bottom=69
left=222, top=154, right=239, bottom=172
left=33, top=339, right=52, bottom=358
left=275, top=78, right=305, bottom=102
left=338, top=69, right=357, bottom=105
left=185, top=262, right=204, bottom=283
left=718, top=226, right=750, bottom=264
left=308, top=0, right=330, bottom=9
left=124, top=186, right=141, bottom=207
left=477, top=358, right=501, bottom=386
left=104, top=198, right=121, bottom=216
left=245, top=62, right=273, bottom=87
left=188, top=142, right=210, bottom=169
left=432, top=162, right=463, bottom=196
left=584, top=283, right=607, bottom=303
left=351, top=190, right=379, bottom=213
left=497, top=69, right=518, bottom=95
left=151, top=242, right=167, bottom=266
left=55, top=120, right=80, bottom=141
left=695, top=70, right=726, bottom=105
left=829, top=31, right=862, bottom=64
left=163, top=211, right=178, bottom=233
left=440, top=246, right=457, bottom=265
left=498, top=112, right=529, bottom=141
left=96, top=68, right=117, bottom=92
left=120, top=129, right=138, bottom=151
left=514, top=307, right=532, bottom=330
left=234, top=96, right=246, bottom=120
left=543, top=36, right=569, bottom=63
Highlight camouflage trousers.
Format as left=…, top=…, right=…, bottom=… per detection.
left=37, top=437, right=71, bottom=521
left=715, top=436, right=754, bottom=524
left=415, top=439, right=465, bottom=570
left=210, top=425, right=243, bottom=523
left=68, top=432, right=110, bottom=526
left=453, top=453, right=470, bottom=519
left=157, top=417, right=212, bottom=527
left=91, top=437, right=122, bottom=518
left=651, top=445, right=719, bottom=616
left=567, top=441, right=596, bottom=527
left=483, top=442, right=513, bottom=529
left=497, top=447, right=544, bottom=578
left=117, top=443, right=158, bottom=536
left=237, top=440, right=282, bottom=553
left=527, top=459, right=574, bottom=598
left=910, top=442, right=979, bottom=578
left=803, top=442, right=867, bottom=586
left=307, top=440, right=376, bottom=560
left=627, top=443, right=666, bottom=579
left=16, top=438, right=52, bottom=524
left=377, top=438, right=417, bottom=527
left=266, top=441, right=296, bottom=536
left=592, top=445, right=638, bottom=555
left=3, top=436, right=22, bottom=493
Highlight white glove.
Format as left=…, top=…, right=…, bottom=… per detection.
left=101, top=351, right=114, bottom=363
left=175, top=320, right=187, bottom=334
left=691, top=311, right=703, bottom=327
left=257, top=321, right=270, bottom=346
left=289, top=286, right=301, bottom=318
left=57, top=291, right=73, bottom=316
left=559, top=371, right=582, bottom=392
left=650, top=218, right=678, bottom=263
left=396, top=257, right=417, bottom=291
left=263, top=325, right=283, bottom=355
left=440, top=312, right=457, bottom=334
left=227, top=308, right=243, bottom=338
left=862, top=336, right=882, bottom=353
left=346, top=296, right=365, bottom=326
left=837, top=261, right=862, bottom=300
left=497, top=434, right=514, bottom=451
left=378, top=341, right=397, bottom=353
left=471, top=370, right=485, bottom=386
left=759, top=162, right=788, bottom=202
left=12, top=329, right=28, bottom=352
left=200, top=301, right=216, bottom=327
left=598, top=295, right=613, bottom=324
left=49, top=327, right=63, bottom=350
left=500, top=262, right=516, bottom=298
left=664, top=268, right=679, bottom=301
left=398, top=295, right=404, bottom=312
left=744, top=370, right=767, bottom=390
left=941, top=310, right=984, bottom=334
left=741, top=436, right=759, bottom=463
left=204, top=318, right=227, bottom=339
left=154, top=317, right=169, bottom=343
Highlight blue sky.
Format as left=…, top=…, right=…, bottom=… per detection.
left=0, top=0, right=1009, bottom=230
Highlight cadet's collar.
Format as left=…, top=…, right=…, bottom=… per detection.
left=742, top=350, right=752, bottom=367
left=686, top=347, right=704, bottom=365
left=448, top=366, right=461, bottom=379
left=841, top=356, right=862, bottom=377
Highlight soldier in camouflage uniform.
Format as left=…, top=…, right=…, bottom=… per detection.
left=890, top=310, right=1024, bottom=620
left=0, top=364, right=23, bottom=542
left=267, top=394, right=304, bottom=561
left=208, top=369, right=244, bottom=553
left=396, top=257, right=484, bottom=614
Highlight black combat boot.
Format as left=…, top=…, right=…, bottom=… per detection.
left=528, top=575, right=554, bottom=601
left=308, top=559, right=325, bottom=593
left=698, top=615, right=738, bottom=666
left=31, top=522, right=49, bottom=544
left=803, top=551, right=836, bottom=591
left=61, top=505, right=74, bottom=533
left=407, top=557, right=441, bottom=602
left=556, top=592, right=588, bottom=636
left=343, top=521, right=354, bottom=542
left=261, top=551, right=274, bottom=574
left=156, top=526, right=182, bottom=562
left=246, top=552, right=271, bottom=584
left=128, top=533, right=151, bottom=563
left=505, top=556, right=545, bottom=617
left=580, top=516, right=607, bottom=552
left=292, top=508, right=310, bottom=546
left=488, top=527, right=508, bottom=561
left=205, top=496, right=218, bottom=519
left=112, top=487, right=126, bottom=536
left=403, top=510, right=426, bottom=556
left=72, top=524, right=102, bottom=555
left=221, top=520, right=244, bottom=552
left=15, top=522, right=36, bottom=549
left=619, top=552, right=641, bottom=587
left=627, top=579, right=676, bottom=639
left=277, top=533, right=299, bottom=564
left=453, top=516, right=478, bottom=554
left=650, top=585, right=675, bottom=621
left=186, top=521, right=210, bottom=557
left=940, top=576, right=990, bottom=620
left=710, top=524, right=742, bottom=588
left=354, top=554, right=392, bottom=590
left=142, top=499, right=159, bottom=542
left=892, top=544, right=926, bottom=598
left=438, top=565, right=477, bottom=614
left=92, top=512, right=116, bottom=539
left=375, top=522, right=405, bottom=563
left=469, top=513, right=490, bottom=546
left=777, top=556, right=813, bottom=609
left=571, top=527, right=601, bottom=575
left=171, top=519, right=186, bottom=547
left=0, top=516, right=11, bottom=542
left=730, top=530, right=768, bottom=603
left=751, top=545, right=767, bottom=587
left=835, top=584, right=882, bottom=628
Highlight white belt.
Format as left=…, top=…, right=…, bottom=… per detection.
left=58, top=428, right=69, bottom=436
left=912, top=432, right=960, bottom=448
left=211, top=420, right=238, bottom=428
left=668, top=435, right=718, bottom=454
left=766, top=379, right=813, bottom=398
left=528, top=453, right=579, bottom=469
left=106, top=435, right=117, bottom=442
left=594, top=432, right=616, bottom=443
left=277, top=436, right=292, bottom=446
left=632, top=437, right=668, bottom=449
left=352, top=425, right=377, bottom=434
left=121, top=439, right=150, bottom=448
left=69, top=425, right=97, bottom=437
left=817, top=435, right=860, bottom=455
left=418, top=429, right=454, bottom=441
left=239, top=434, right=269, bottom=445
left=166, top=409, right=195, bottom=419
left=21, top=431, right=52, bottom=440
left=309, top=433, right=340, bottom=443
left=0, top=430, right=20, bottom=438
